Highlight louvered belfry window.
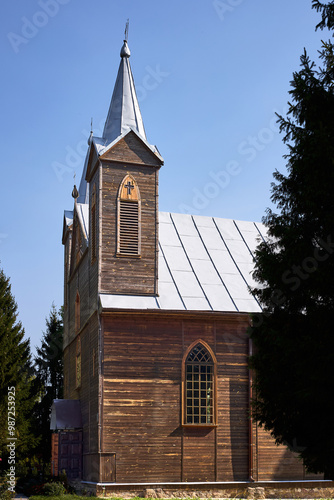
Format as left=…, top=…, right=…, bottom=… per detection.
left=117, top=175, right=141, bottom=256
left=185, top=343, right=215, bottom=425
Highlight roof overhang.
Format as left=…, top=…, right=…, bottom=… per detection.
left=50, top=399, right=82, bottom=430
left=62, top=210, right=73, bottom=245
left=94, top=127, right=164, bottom=164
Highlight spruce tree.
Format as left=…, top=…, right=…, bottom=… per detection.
left=33, top=304, right=63, bottom=469
left=249, top=0, right=334, bottom=478
left=0, top=267, right=36, bottom=465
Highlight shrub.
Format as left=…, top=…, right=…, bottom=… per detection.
left=0, top=490, right=14, bottom=500
left=43, top=482, right=66, bottom=496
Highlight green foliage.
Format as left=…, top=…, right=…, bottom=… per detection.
left=33, top=304, right=64, bottom=470
left=0, top=479, right=14, bottom=500
left=29, top=497, right=90, bottom=500
left=35, top=304, right=64, bottom=398
left=29, top=497, right=133, bottom=500
left=0, top=267, right=37, bottom=463
left=0, top=490, right=14, bottom=500
left=43, top=482, right=66, bottom=496
left=249, top=1, right=334, bottom=479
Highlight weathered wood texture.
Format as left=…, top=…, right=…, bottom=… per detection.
left=58, top=430, right=83, bottom=480
left=215, top=319, right=250, bottom=481
left=100, top=312, right=304, bottom=483
left=51, top=433, right=59, bottom=476
left=63, top=313, right=99, bottom=465
left=85, top=141, right=100, bottom=182
left=63, top=170, right=100, bottom=351
left=99, top=161, right=159, bottom=295
left=100, top=132, right=162, bottom=167
left=102, top=315, right=182, bottom=482
left=83, top=453, right=100, bottom=483
left=256, top=425, right=304, bottom=480
left=61, top=131, right=315, bottom=484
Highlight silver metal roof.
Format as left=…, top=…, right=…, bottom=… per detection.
left=100, top=212, right=265, bottom=314
left=76, top=203, right=89, bottom=242
left=76, top=39, right=162, bottom=203
left=77, top=148, right=90, bottom=204
left=102, top=40, right=146, bottom=144
left=64, top=210, right=73, bottom=229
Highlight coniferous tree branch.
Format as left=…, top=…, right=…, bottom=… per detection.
left=249, top=0, right=334, bottom=478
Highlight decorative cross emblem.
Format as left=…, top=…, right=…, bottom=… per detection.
left=125, top=181, right=134, bottom=195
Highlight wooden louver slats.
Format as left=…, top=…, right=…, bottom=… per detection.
left=119, top=200, right=139, bottom=255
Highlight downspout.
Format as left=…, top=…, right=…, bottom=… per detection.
left=98, top=314, right=103, bottom=483
left=155, top=169, right=159, bottom=296
left=97, top=160, right=103, bottom=482
left=249, top=336, right=254, bottom=482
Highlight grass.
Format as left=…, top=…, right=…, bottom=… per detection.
left=29, top=496, right=89, bottom=500
left=28, top=497, right=164, bottom=500
left=28, top=496, right=133, bottom=500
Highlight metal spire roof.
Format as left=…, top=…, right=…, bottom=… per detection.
left=102, top=39, right=146, bottom=144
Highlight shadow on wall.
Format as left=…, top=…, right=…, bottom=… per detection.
left=273, top=447, right=324, bottom=481
left=229, top=379, right=249, bottom=481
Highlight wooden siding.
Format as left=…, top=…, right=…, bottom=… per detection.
left=51, top=433, right=59, bottom=476
left=63, top=313, right=100, bottom=472
left=89, top=168, right=100, bottom=306
left=85, top=141, right=100, bottom=183
left=63, top=231, right=72, bottom=349
left=64, top=170, right=100, bottom=350
left=99, top=131, right=162, bottom=167
left=100, top=312, right=306, bottom=484
left=100, top=161, right=159, bottom=295
left=102, top=315, right=182, bottom=482
left=61, top=130, right=312, bottom=483
left=216, top=319, right=250, bottom=481
left=256, top=425, right=304, bottom=480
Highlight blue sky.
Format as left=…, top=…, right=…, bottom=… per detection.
left=0, top=0, right=327, bottom=354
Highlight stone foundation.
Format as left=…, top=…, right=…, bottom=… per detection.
left=76, top=480, right=334, bottom=498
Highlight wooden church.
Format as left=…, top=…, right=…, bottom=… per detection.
left=52, top=35, right=320, bottom=490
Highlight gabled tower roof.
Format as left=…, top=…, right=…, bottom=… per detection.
left=102, top=40, right=146, bottom=144
left=74, top=35, right=162, bottom=208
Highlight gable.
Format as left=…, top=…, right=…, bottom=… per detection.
left=62, top=210, right=73, bottom=244
left=99, top=130, right=163, bottom=167
left=85, top=141, right=100, bottom=183
left=69, top=205, right=89, bottom=274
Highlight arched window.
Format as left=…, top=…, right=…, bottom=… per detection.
left=117, top=175, right=141, bottom=256
left=91, top=185, right=97, bottom=262
left=183, top=341, right=217, bottom=425
left=76, top=336, right=81, bottom=389
left=75, top=291, right=80, bottom=333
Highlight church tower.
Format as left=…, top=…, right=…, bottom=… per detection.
left=85, top=38, right=163, bottom=297
left=59, top=36, right=163, bottom=482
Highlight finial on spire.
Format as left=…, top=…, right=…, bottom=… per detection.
left=120, top=19, right=131, bottom=58
left=72, top=172, right=79, bottom=200
left=124, top=19, right=129, bottom=41
left=88, top=118, right=93, bottom=145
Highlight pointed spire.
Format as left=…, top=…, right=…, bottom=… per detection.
left=102, top=34, right=146, bottom=144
